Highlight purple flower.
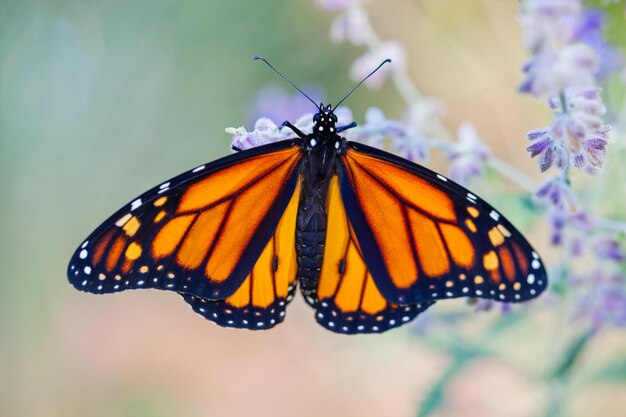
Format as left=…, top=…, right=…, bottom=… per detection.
left=351, top=107, right=429, bottom=162
left=329, top=7, right=370, bottom=45
left=573, top=8, right=624, bottom=80
left=517, top=1, right=623, bottom=97
left=248, top=84, right=323, bottom=126
left=526, top=87, right=609, bottom=172
left=519, top=0, right=582, bottom=54
left=548, top=209, right=567, bottom=246
left=525, top=129, right=568, bottom=172
left=447, top=123, right=491, bottom=184
left=547, top=208, right=593, bottom=254
left=534, top=177, right=579, bottom=212
left=519, top=44, right=597, bottom=97
left=230, top=106, right=356, bottom=151
left=467, top=298, right=512, bottom=313
left=390, top=131, right=429, bottom=163
left=227, top=118, right=283, bottom=151
left=403, top=98, right=446, bottom=137
left=573, top=269, right=626, bottom=330
left=352, top=107, right=401, bottom=147
left=315, top=0, right=360, bottom=12
left=333, top=106, right=354, bottom=126
left=594, top=236, right=626, bottom=263
left=349, top=41, right=406, bottom=90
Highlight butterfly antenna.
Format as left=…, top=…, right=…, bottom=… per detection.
left=253, top=56, right=319, bottom=108
left=333, top=59, right=392, bottom=110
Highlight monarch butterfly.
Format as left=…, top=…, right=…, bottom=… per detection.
left=68, top=57, right=547, bottom=334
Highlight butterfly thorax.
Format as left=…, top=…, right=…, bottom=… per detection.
left=296, top=105, right=346, bottom=302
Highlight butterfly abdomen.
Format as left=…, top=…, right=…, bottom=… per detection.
left=295, top=153, right=335, bottom=302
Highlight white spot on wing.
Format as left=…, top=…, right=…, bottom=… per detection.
left=192, top=165, right=205, bottom=173
left=79, top=249, right=88, bottom=259
left=436, top=174, right=448, bottom=182
left=115, top=213, right=132, bottom=227
left=83, top=266, right=91, bottom=275
left=532, top=259, right=541, bottom=269
left=81, top=241, right=89, bottom=249
left=489, top=210, right=500, bottom=221
left=130, top=199, right=142, bottom=211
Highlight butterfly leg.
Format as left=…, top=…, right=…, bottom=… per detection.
left=281, top=121, right=307, bottom=139
left=336, top=122, right=357, bottom=133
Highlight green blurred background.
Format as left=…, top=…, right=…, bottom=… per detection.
left=1, top=1, right=625, bottom=417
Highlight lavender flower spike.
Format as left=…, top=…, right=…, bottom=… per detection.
left=526, top=87, right=610, bottom=173
left=447, top=123, right=491, bottom=184
left=227, top=118, right=283, bottom=152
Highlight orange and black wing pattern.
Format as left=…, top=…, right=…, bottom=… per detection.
left=338, top=142, right=547, bottom=306
left=182, top=179, right=300, bottom=329
left=68, top=140, right=302, bottom=329
left=313, top=176, right=434, bottom=334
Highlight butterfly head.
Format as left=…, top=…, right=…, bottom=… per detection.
left=312, top=104, right=338, bottom=135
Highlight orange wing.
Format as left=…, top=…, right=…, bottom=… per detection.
left=68, top=140, right=302, bottom=306
left=313, top=176, right=434, bottom=334
left=182, top=179, right=300, bottom=329
left=338, top=142, right=548, bottom=305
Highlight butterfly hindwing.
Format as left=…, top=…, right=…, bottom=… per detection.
left=338, top=141, right=548, bottom=305
left=313, top=175, right=434, bottom=334
left=68, top=140, right=303, bottom=302
left=182, top=180, right=301, bottom=330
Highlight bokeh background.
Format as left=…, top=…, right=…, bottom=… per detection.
left=1, top=1, right=625, bottom=416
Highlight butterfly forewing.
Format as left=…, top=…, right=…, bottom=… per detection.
left=68, top=140, right=302, bottom=301
left=338, top=142, right=548, bottom=305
